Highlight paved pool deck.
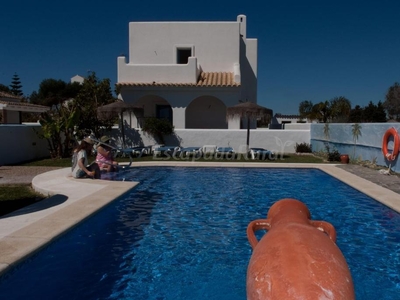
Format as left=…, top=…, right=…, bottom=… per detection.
left=0, top=162, right=399, bottom=276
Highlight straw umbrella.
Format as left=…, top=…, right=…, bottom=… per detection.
left=97, top=100, right=137, bottom=147
left=227, top=101, right=272, bottom=150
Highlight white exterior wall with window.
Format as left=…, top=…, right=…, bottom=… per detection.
left=117, top=15, right=257, bottom=130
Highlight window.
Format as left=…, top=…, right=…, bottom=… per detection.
left=156, top=105, right=172, bottom=124
left=177, top=48, right=191, bottom=64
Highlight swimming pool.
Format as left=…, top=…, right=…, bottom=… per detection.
left=0, top=167, right=399, bottom=299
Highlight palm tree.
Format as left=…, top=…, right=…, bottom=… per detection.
left=298, top=100, right=314, bottom=121
left=323, top=123, right=330, bottom=140
left=330, top=96, right=351, bottom=122
left=351, top=123, right=362, bottom=159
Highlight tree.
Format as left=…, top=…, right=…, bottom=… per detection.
left=30, top=79, right=79, bottom=106
left=34, top=79, right=82, bottom=157
left=348, top=101, right=387, bottom=123
left=73, top=72, right=117, bottom=139
left=363, top=101, right=387, bottom=122
left=34, top=73, right=116, bottom=158
left=0, top=83, right=12, bottom=93
left=348, top=105, right=363, bottom=123
left=299, top=97, right=351, bottom=123
left=384, top=82, right=400, bottom=121
left=315, top=101, right=331, bottom=123
left=330, top=96, right=351, bottom=123
left=39, top=103, right=80, bottom=158
left=375, top=101, right=387, bottom=122
left=299, top=100, right=314, bottom=121
left=9, top=73, right=23, bottom=97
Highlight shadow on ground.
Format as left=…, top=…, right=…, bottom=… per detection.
left=0, top=194, right=68, bottom=218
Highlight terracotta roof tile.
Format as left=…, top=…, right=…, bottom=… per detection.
left=0, top=100, right=50, bottom=111
left=117, top=72, right=240, bottom=87
left=0, top=91, right=22, bottom=100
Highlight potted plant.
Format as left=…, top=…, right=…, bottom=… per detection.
left=340, top=154, right=350, bottom=164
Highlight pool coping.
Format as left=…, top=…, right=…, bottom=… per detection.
left=0, top=162, right=399, bottom=276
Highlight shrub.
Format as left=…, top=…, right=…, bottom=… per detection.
left=325, top=143, right=341, bottom=162
left=295, top=142, right=312, bottom=153
left=142, top=117, right=174, bottom=144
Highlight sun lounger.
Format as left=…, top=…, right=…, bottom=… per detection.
left=216, top=147, right=235, bottom=158
left=153, top=146, right=181, bottom=157
left=117, top=147, right=150, bottom=158
left=202, top=145, right=217, bottom=155
left=179, top=146, right=203, bottom=158
left=249, top=148, right=275, bottom=160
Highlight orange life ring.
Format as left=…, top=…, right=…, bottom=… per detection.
left=382, top=127, right=400, bottom=161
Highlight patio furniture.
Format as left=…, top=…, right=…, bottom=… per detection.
left=153, top=146, right=181, bottom=157
left=216, top=147, right=235, bottom=158
left=249, top=148, right=274, bottom=160
left=201, top=145, right=217, bottom=155
left=119, top=147, right=152, bottom=158
left=179, top=146, right=203, bottom=158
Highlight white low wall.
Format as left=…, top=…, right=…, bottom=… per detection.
left=1, top=125, right=310, bottom=166
left=284, top=123, right=311, bottom=130
left=3, top=123, right=399, bottom=172
left=311, top=123, right=400, bottom=172
left=0, top=124, right=50, bottom=166
left=110, top=127, right=310, bottom=155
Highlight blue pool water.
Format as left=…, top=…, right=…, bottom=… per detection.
left=0, top=167, right=399, bottom=299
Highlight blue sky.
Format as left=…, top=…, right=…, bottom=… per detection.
left=1, top=0, right=400, bottom=115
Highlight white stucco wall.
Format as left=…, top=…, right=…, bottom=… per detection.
left=4, top=123, right=398, bottom=172
left=127, top=22, right=240, bottom=71
left=118, top=15, right=258, bottom=131
left=311, top=123, right=400, bottom=172
left=4, top=111, right=20, bottom=124
left=118, top=56, right=201, bottom=84
left=107, top=127, right=310, bottom=156
left=285, top=123, right=311, bottom=130
left=121, top=87, right=242, bottom=129
left=119, top=19, right=241, bottom=84
left=240, top=38, right=257, bottom=102
left=0, top=124, right=51, bottom=165
left=118, top=15, right=257, bottom=88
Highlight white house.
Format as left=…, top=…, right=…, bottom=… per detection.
left=271, top=113, right=312, bottom=128
left=0, top=91, right=49, bottom=124
left=117, top=14, right=257, bottom=130
left=70, top=75, right=85, bottom=84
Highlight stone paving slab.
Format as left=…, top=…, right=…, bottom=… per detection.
left=0, top=168, right=138, bottom=275
left=336, top=164, right=400, bottom=195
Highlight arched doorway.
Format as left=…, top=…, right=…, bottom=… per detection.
left=186, top=96, right=227, bottom=129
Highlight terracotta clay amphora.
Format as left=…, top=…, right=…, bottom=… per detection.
left=246, top=198, right=355, bottom=300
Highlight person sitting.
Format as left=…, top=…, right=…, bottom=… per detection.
left=96, top=136, right=119, bottom=172
left=71, top=137, right=100, bottom=179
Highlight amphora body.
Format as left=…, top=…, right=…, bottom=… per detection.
left=246, top=198, right=354, bottom=300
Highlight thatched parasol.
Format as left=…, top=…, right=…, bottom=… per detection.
left=227, top=101, right=272, bottom=149
left=97, top=100, right=138, bottom=147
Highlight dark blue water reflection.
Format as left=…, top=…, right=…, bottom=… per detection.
left=0, top=167, right=399, bottom=299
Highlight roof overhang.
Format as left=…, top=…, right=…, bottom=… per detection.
left=116, top=72, right=241, bottom=88
left=0, top=101, right=50, bottom=113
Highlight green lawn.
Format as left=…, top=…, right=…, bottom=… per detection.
left=1, top=153, right=326, bottom=216
left=21, top=153, right=327, bottom=166
left=0, top=185, right=45, bottom=216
